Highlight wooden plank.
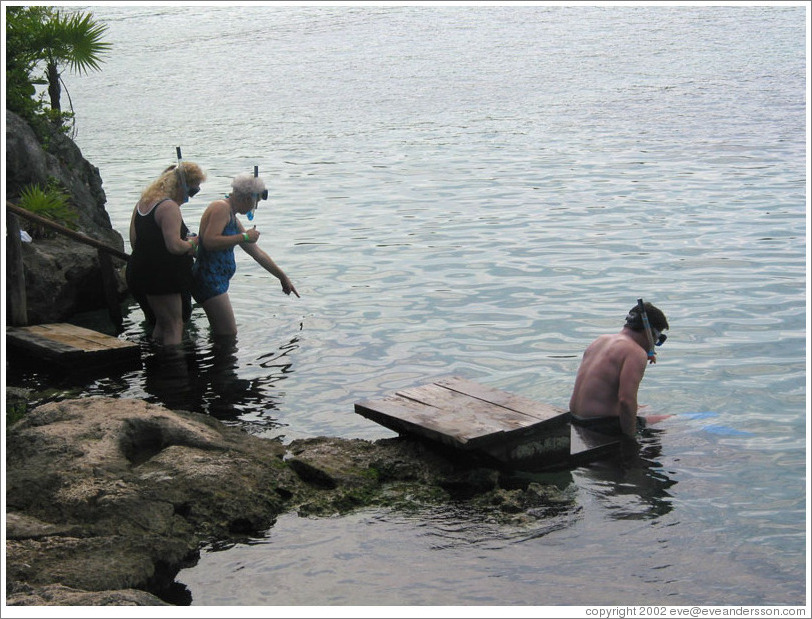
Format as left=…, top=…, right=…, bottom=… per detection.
left=395, top=384, right=538, bottom=432
left=6, top=328, right=81, bottom=359
left=7, top=201, right=130, bottom=261
left=395, top=377, right=569, bottom=433
left=355, top=396, right=507, bottom=449
left=21, top=323, right=135, bottom=351
left=6, top=323, right=140, bottom=367
left=434, top=376, right=567, bottom=422
left=568, top=424, right=621, bottom=466
left=480, top=422, right=571, bottom=464
left=357, top=376, right=570, bottom=454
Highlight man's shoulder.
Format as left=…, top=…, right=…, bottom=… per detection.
left=593, top=333, right=629, bottom=347
left=601, top=332, right=645, bottom=357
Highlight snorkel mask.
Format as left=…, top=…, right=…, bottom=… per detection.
left=175, top=146, right=197, bottom=203
left=627, top=298, right=667, bottom=363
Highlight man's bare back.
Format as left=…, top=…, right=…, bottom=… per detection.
left=569, top=329, right=649, bottom=436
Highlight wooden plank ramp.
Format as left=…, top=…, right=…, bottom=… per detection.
left=355, top=375, right=618, bottom=468
left=6, top=323, right=141, bottom=368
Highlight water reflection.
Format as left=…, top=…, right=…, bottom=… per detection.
left=141, top=332, right=301, bottom=433
left=574, top=428, right=676, bottom=520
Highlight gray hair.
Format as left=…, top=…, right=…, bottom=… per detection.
left=231, top=173, right=267, bottom=197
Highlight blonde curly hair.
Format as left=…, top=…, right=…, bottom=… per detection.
left=140, top=162, right=206, bottom=204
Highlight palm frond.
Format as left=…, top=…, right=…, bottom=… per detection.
left=62, top=11, right=112, bottom=74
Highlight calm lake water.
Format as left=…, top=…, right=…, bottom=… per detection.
left=7, top=3, right=807, bottom=609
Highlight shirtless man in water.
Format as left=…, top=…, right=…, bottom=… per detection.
left=569, top=302, right=669, bottom=437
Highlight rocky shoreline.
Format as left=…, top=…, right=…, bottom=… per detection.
left=6, top=110, right=128, bottom=325
left=5, top=394, right=573, bottom=606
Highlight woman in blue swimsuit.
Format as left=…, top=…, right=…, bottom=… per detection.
left=191, top=173, right=299, bottom=336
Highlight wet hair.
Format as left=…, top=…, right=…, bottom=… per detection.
left=624, top=302, right=669, bottom=332
left=231, top=173, right=267, bottom=198
left=141, top=162, right=206, bottom=203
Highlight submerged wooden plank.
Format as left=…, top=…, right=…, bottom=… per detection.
left=480, top=422, right=571, bottom=464
left=568, top=424, right=621, bottom=466
left=6, top=323, right=140, bottom=367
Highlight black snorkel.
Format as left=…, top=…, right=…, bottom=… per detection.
left=176, top=146, right=189, bottom=203
left=637, top=298, right=658, bottom=364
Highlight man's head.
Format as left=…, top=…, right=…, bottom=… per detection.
left=624, top=302, right=669, bottom=334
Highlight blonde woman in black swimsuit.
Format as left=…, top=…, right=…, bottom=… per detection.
left=126, top=162, right=206, bottom=346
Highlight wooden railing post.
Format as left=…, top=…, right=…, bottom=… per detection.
left=6, top=201, right=131, bottom=332
left=98, top=248, right=124, bottom=333
left=6, top=213, right=29, bottom=326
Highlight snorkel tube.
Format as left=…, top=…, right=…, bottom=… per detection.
left=247, top=165, right=269, bottom=221
left=176, top=146, right=189, bottom=203
left=247, top=165, right=258, bottom=221
left=637, top=298, right=657, bottom=364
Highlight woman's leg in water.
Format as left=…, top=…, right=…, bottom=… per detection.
left=201, top=292, right=238, bottom=336
left=147, top=293, right=185, bottom=345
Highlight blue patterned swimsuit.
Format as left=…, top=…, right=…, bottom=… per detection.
left=191, top=211, right=240, bottom=304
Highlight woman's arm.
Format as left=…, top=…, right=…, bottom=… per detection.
left=154, top=200, right=195, bottom=256
left=237, top=221, right=300, bottom=298
left=129, top=207, right=138, bottom=249
left=199, top=200, right=258, bottom=251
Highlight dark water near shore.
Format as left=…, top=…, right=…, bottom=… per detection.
left=6, top=3, right=807, bottom=608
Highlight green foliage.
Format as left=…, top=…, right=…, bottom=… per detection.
left=41, top=11, right=112, bottom=75
left=6, top=7, right=47, bottom=119
left=18, top=179, right=78, bottom=239
left=40, top=107, right=76, bottom=136
left=5, top=5, right=111, bottom=136
left=6, top=400, right=28, bottom=426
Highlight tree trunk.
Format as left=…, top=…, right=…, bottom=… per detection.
left=47, top=61, right=61, bottom=113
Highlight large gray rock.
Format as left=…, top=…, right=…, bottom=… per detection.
left=5, top=110, right=127, bottom=323
left=5, top=398, right=297, bottom=604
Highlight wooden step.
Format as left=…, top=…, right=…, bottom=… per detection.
left=6, top=323, right=140, bottom=368
left=355, top=375, right=574, bottom=466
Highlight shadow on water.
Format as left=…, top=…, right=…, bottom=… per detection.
left=495, top=426, right=676, bottom=524
left=570, top=428, right=677, bottom=520
left=6, top=318, right=302, bottom=438
left=140, top=332, right=301, bottom=433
